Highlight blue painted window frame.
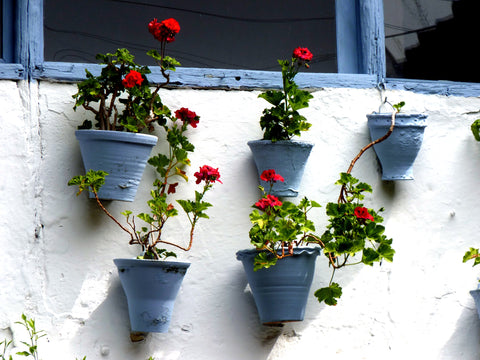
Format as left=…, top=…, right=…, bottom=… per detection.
left=2, top=0, right=479, bottom=96
left=1, top=0, right=383, bottom=88
left=0, top=0, right=24, bottom=79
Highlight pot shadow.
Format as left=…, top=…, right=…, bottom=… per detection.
left=67, top=273, right=163, bottom=359
left=440, top=304, right=480, bottom=359
left=233, top=268, right=289, bottom=348
left=379, top=179, right=397, bottom=205
left=233, top=258, right=348, bottom=360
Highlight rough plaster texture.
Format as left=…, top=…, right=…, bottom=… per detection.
left=1, top=80, right=480, bottom=359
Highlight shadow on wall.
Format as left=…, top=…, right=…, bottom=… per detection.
left=233, top=266, right=292, bottom=357
left=441, top=305, right=480, bottom=359
left=69, top=276, right=157, bottom=359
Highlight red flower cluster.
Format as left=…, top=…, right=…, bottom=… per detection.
left=175, top=107, right=199, bottom=128
left=122, top=70, right=144, bottom=88
left=354, top=207, right=374, bottom=222
left=293, top=47, right=313, bottom=62
left=260, top=169, right=284, bottom=183
left=194, top=165, right=222, bottom=184
left=255, top=194, right=282, bottom=211
left=148, top=18, right=180, bottom=43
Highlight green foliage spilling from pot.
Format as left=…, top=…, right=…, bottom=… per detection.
left=249, top=170, right=394, bottom=306
left=73, top=48, right=173, bottom=133
left=72, top=19, right=184, bottom=134
left=69, top=17, right=222, bottom=334
left=69, top=17, right=221, bottom=259
left=258, top=47, right=314, bottom=141
left=68, top=110, right=220, bottom=259
left=245, top=102, right=405, bottom=307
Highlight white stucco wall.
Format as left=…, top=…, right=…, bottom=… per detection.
left=1, top=79, right=480, bottom=360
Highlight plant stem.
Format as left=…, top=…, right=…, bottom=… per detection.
left=338, top=109, right=397, bottom=203
left=94, top=191, right=135, bottom=238
left=328, top=267, right=336, bottom=286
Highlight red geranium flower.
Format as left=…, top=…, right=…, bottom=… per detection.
left=175, top=107, right=199, bottom=128
left=167, top=182, right=178, bottom=194
left=122, top=70, right=144, bottom=88
left=354, top=207, right=374, bottom=222
left=148, top=18, right=180, bottom=43
left=255, top=194, right=283, bottom=211
left=293, top=47, right=313, bottom=62
left=194, top=165, right=222, bottom=184
left=260, top=169, right=285, bottom=183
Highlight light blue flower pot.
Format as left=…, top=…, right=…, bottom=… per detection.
left=367, top=113, right=427, bottom=180
left=236, top=247, right=320, bottom=324
left=247, top=140, right=314, bottom=197
left=114, top=258, right=190, bottom=333
left=75, top=130, right=157, bottom=201
left=470, top=289, right=480, bottom=319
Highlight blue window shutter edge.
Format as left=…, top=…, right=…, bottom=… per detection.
left=336, top=0, right=361, bottom=74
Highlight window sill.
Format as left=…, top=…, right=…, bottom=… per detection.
left=32, top=62, right=378, bottom=90
left=0, top=64, right=25, bottom=80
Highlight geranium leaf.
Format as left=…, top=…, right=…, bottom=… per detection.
left=314, top=283, right=342, bottom=306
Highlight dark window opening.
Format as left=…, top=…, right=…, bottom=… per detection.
left=44, top=0, right=337, bottom=73
left=385, top=0, right=480, bottom=83
left=1, top=1, right=4, bottom=61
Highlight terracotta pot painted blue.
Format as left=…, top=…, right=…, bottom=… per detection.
left=75, top=130, right=157, bottom=201
left=236, top=247, right=320, bottom=324
left=114, top=258, right=190, bottom=333
left=367, top=113, right=427, bottom=180
left=470, top=289, right=480, bottom=319
left=247, top=140, right=314, bottom=197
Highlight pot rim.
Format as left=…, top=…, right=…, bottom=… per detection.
left=367, top=113, right=427, bottom=128
left=236, top=247, right=321, bottom=261
left=113, top=258, right=191, bottom=269
left=75, top=129, right=158, bottom=145
left=247, top=139, right=315, bottom=147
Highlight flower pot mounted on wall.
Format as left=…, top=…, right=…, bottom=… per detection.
left=114, top=258, right=190, bottom=333
left=76, top=130, right=158, bottom=201
left=470, top=289, right=480, bottom=320
left=367, top=113, right=427, bottom=180
left=236, top=247, right=320, bottom=324
left=247, top=140, right=314, bottom=197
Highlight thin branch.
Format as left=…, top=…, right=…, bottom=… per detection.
left=346, top=110, right=397, bottom=175
left=338, top=109, right=397, bottom=203
left=94, top=191, right=134, bottom=237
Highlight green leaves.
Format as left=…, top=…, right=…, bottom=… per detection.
left=73, top=47, right=179, bottom=133
left=464, top=247, right=480, bottom=266
left=253, top=252, right=278, bottom=271
left=1, top=338, right=13, bottom=360
left=14, top=314, right=46, bottom=360
left=377, top=242, right=395, bottom=262
left=258, top=56, right=313, bottom=141
left=177, top=197, right=213, bottom=220
left=310, top=173, right=395, bottom=306
left=314, top=283, right=343, bottom=306
left=2, top=314, right=87, bottom=360
left=148, top=154, right=171, bottom=177
left=471, top=119, right=480, bottom=141
left=249, top=196, right=321, bottom=271
left=140, top=248, right=177, bottom=260
left=393, top=101, right=405, bottom=112
left=68, top=170, right=108, bottom=195
left=147, top=50, right=181, bottom=71
left=258, top=90, right=284, bottom=106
